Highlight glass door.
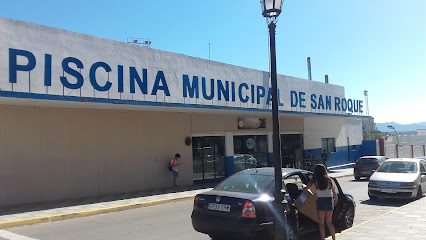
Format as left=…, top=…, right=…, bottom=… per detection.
left=192, top=136, right=226, bottom=181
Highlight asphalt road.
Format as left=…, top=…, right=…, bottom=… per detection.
left=1, top=176, right=415, bottom=240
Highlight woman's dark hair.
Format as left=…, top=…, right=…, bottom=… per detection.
left=175, top=154, right=181, bottom=158
left=312, top=164, right=331, bottom=190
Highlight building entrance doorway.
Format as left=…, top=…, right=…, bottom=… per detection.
left=192, top=136, right=225, bottom=181
left=281, top=134, right=303, bottom=168
left=233, top=135, right=268, bottom=172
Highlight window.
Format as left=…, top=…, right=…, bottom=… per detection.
left=378, top=161, right=417, bottom=173
left=283, top=174, right=305, bottom=189
left=420, top=161, right=426, bottom=173
left=321, top=138, right=336, bottom=153
left=331, top=178, right=340, bottom=195
left=215, top=173, right=274, bottom=194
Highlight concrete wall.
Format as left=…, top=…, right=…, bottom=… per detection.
left=0, top=17, right=363, bottom=116
left=0, top=105, right=192, bottom=206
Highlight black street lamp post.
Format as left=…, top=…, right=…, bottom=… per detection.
left=260, top=1, right=292, bottom=239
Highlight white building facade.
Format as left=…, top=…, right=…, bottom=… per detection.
left=0, top=17, right=369, bottom=206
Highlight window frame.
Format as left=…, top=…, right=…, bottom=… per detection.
left=321, top=138, right=336, bottom=153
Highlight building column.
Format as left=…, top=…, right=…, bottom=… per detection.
left=225, top=132, right=234, bottom=177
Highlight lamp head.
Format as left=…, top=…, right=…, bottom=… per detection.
left=261, top=0, right=283, bottom=18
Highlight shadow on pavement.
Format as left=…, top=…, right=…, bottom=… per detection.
left=360, top=198, right=414, bottom=207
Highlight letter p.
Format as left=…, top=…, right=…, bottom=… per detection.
left=9, top=48, right=36, bottom=83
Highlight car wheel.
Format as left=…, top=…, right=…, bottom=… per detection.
left=354, top=176, right=361, bottom=181
left=340, top=204, right=354, bottom=229
left=416, top=186, right=423, bottom=199
left=368, top=192, right=378, bottom=201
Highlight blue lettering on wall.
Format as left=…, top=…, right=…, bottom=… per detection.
left=6, top=48, right=367, bottom=115
left=183, top=74, right=199, bottom=98
left=299, top=92, right=306, bottom=108
left=239, top=83, right=249, bottom=103
left=217, top=80, right=229, bottom=101
left=325, top=96, right=331, bottom=110
left=117, top=65, right=124, bottom=92
left=129, top=67, right=147, bottom=94
left=291, top=91, right=298, bottom=107
left=9, top=48, right=36, bottom=83
left=353, top=100, right=359, bottom=112
left=231, top=82, right=236, bottom=102
left=311, top=94, right=317, bottom=109
left=44, top=54, right=52, bottom=86
left=342, top=98, right=347, bottom=111
left=202, top=78, right=215, bottom=100
left=251, top=84, right=255, bottom=104
left=151, top=71, right=170, bottom=96
left=257, top=86, right=265, bottom=104
left=347, top=99, right=353, bottom=112
left=60, top=57, right=84, bottom=89
left=90, top=62, right=112, bottom=92
left=318, top=95, right=325, bottom=109
left=335, top=97, right=341, bottom=111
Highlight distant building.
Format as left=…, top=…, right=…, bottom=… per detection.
left=417, top=129, right=426, bottom=135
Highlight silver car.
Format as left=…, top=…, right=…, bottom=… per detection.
left=368, top=158, right=426, bottom=200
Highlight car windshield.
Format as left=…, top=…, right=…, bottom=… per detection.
left=377, top=161, right=417, bottom=173
left=357, top=158, right=380, bottom=164
left=214, top=173, right=274, bottom=194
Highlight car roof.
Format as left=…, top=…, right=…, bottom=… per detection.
left=383, top=158, right=422, bottom=163
left=359, top=156, right=386, bottom=159
left=237, top=167, right=311, bottom=176
left=415, top=156, right=426, bottom=160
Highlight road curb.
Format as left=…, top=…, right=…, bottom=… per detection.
left=0, top=195, right=196, bottom=229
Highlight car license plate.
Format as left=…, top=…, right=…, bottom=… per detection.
left=380, top=188, right=397, bottom=193
left=361, top=171, right=370, bottom=174
left=207, top=203, right=231, bottom=212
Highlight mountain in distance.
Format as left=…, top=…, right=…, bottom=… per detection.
left=376, top=122, right=426, bottom=133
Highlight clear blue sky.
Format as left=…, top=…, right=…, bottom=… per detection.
left=1, top=0, right=425, bottom=124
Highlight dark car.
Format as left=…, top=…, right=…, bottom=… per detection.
left=354, top=156, right=388, bottom=180
left=191, top=168, right=355, bottom=240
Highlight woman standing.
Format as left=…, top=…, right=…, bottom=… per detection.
left=308, top=164, right=338, bottom=240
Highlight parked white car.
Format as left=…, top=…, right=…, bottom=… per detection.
left=368, top=158, right=426, bottom=200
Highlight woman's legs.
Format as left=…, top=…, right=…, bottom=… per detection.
left=317, top=210, right=326, bottom=240
left=325, top=210, right=336, bottom=240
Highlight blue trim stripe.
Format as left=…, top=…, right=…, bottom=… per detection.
left=0, top=90, right=372, bottom=119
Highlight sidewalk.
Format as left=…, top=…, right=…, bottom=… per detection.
left=0, top=165, right=354, bottom=229
left=330, top=196, right=426, bottom=240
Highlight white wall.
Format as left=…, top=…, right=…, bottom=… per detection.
left=303, top=117, right=362, bottom=149
left=0, top=17, right=364, bottom=116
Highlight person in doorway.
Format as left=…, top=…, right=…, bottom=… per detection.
left=307, top=150, right=314, bottom=160
left=305, top=150, right=315, bottom=171
left=170, top=154, right=181, bottom=189
left=321, top=149, right=331, bottom=170
left=307, top=164, right=338, bottom=240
